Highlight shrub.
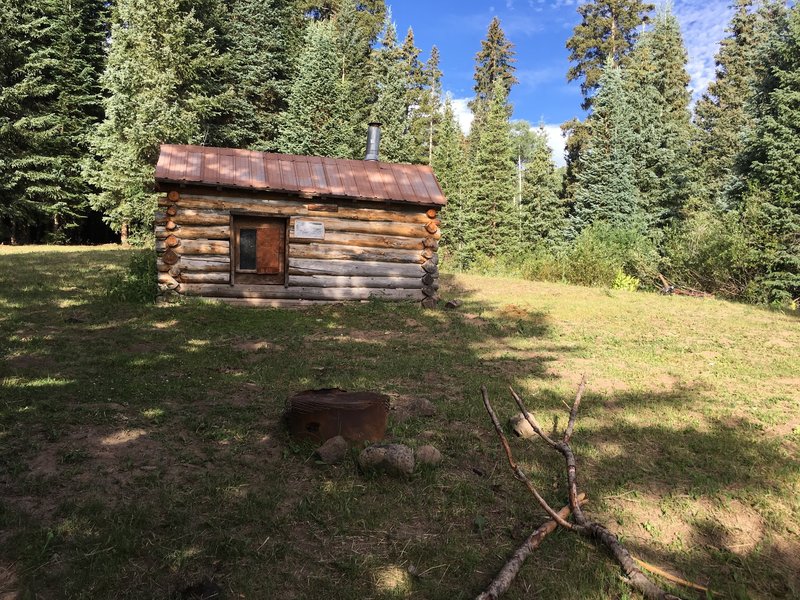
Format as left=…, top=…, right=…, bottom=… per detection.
left=105, top=250, right=157, bottom=303
left=663, top=210, right=759, bottom=300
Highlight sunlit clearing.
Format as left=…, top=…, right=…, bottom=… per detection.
left=100, top=428, right=147, bottom=446
left=374, top=565, right=411, bottom=596
left=142, top=408, right=164, bottom=419
left=2, top=377, right=74, bottom=388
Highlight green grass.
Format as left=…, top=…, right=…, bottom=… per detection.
left=1, top=245, right=798, bottom=599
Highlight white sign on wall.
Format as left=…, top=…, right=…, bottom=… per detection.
left=294, top=220, right=325, bottom=240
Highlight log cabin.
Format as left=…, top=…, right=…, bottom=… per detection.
left=153, top=125, right=446, bottom=307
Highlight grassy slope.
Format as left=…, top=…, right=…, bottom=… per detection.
left=0, top=246, right=797, bottom=600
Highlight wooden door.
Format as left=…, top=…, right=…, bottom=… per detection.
left=233, top=216, right=286, bottom=285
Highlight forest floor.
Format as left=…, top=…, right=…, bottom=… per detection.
left=1, top=245, right=798, bottom=600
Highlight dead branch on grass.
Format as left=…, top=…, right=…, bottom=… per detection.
left=475, top=495, right=586, bottom=600
left=482, top=379, right=683, bottom=600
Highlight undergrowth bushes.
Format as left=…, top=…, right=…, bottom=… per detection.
left=105, top=249, right=157, bottom=303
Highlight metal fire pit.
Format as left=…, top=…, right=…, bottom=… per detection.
left=286, top=388, right=389, bottom=443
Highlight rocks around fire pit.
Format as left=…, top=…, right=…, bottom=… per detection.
left=315, top=435, right=348, bottom=464
left=509, top=413, right=535, bottom=439
left=358, top=443, right=442, bottom=475
left=391, top=396, right=437, bottom=423
left=415, top=444, right=442, bottom=467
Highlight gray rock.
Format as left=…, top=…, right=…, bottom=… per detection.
left=415, top=444, right=442, bottom=467
left=509, top=413, right=535, bottom=439
left=358, top=445, right=387, bottom=470
left=316, top=435, right=348, bottom=464
left=383, top=444, right=415, bottom=476
left=358, top=443, right=414, bottom=476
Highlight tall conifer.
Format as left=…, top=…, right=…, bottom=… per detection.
left=566, top=0, right=654, bottom=109
left=469, top=17, right=517, bottom=126
left=465, top=79, right=517, bottom=257
left=87, top=0, right=226, bottom=240
left=735, top=4, right=800, bottom=303
left=432, top=99, right=467, bottom=254
left=571, top=60, right=639, bottom=234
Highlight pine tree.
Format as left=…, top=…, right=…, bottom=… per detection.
left=465, top=79, right=517, bottom=258
left=369, top=16, right=413, bottom=162
left=417, top=46, right=443, bottom=164
left=222, top=0, right=298, bottom=151
left=694, top=0, right=762, bottom=204
left=87, top=0, right=227, bottom=241
left=279, top=19, right=347, bottom=157
left=0, top=0, right=106, bottom=242
left=735, top=4, right=800, bottom=304
left=400, top=28, right=432, bottom=164
left=566, top=0, right=654, bottom=109
left=519, top=125, right=565, bottom=245
left=432, top=98, right=468, bottom=254
left=469, top=17, right=517, bottom=125
left=332, top=0, right=376, bottom=158
left=625, top=6, right=695, bottom=228
left=300, top=0, right=386, bottom=42
left=571, top=60, right=639, bottom=234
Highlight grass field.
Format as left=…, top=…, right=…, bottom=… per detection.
left=1, top=245, right=798, bottom=600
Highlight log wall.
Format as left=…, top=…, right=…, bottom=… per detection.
left=155, top=188, right=441, bottom=307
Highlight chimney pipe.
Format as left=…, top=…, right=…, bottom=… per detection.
left=365, top=122, right=381, bottom=161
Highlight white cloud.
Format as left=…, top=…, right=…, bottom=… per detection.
left=450, top=97, right=475, bottom=135
left=541, top=124, right=567, bottom=167
left=673, top=0, right=733, bottom=98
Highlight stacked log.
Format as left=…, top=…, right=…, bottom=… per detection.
left=421, top=209, right=441, bottom=308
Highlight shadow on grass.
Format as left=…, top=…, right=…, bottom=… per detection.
left=0, top=249, right=797, bottom=599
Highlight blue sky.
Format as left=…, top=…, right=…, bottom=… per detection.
left=389, top=0, right=734, bottom=164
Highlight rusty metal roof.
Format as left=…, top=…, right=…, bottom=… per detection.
left=155, top=144, right=446, bottom=207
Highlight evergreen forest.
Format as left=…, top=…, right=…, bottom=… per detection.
left=1, top=0, right=798, bottom=307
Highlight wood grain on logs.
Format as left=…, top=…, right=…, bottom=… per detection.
left=158, top=273, right=179, bottom=289
left=161, top=249, right=179, bottom=265
left=421, top=273, right=436, bottom=286
left=173, top=240, right=230, bottom=255
left=422, top=286, right=436, bottom=297
left=422, top=260, right=437, bottom=274
left=168, top=264, right=181, bottom=277
left=165, top=235, right=180, bottom=248
left=166, top=220, right=177, bottom=231
left=289, top=243, right=424, bottom=264
left=156, top=225, right=230, bottom=240
left=181, top=284, right=422, bottom=301
left=425, top=221, right=439, bottom=234
left=290, top=216, right=426, bottom=238
left=421, top=248, right=434, bottom=260
left=421, top=296, right=438, bottom=309
left=164, top=195, right=431, bottom=224
left=166, top=205, right=178, bottom=216
left=426, top=209, right=438, bottom=218
left=180, top=272, right=230, bottom=284
left=423, top=237, right=439, bottom=249
left=288, top=258, right=424, bottom=278
left=288, top=275, right=424, bottom=289
left=198, top=298, right=341, bottom=308
left=289, top=230, right=424, bottom=251
left=167, top=209, right=229, bottom=226
left=167, top=190, right=180, bottom=201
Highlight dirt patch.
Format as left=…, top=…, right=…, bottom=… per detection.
left=5, top=354, right=58, bottom=372
left=0, top=561, right=19, bottom=600
left=232, top=340, right=281, bottom=353
left=769, top=535, right=800, bottom=587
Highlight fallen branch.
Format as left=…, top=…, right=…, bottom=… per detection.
left=475, top=494, right=586, bottom=600
left=483, top=379, right=683, bottom=600
left=634, top=558, right=711, bottom=595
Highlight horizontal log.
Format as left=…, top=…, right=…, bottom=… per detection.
left=174, top=240, right=229, bottom=255
left=290, top=216, right=426, bottom=238
left=170, top=196, right=430, bottom=224
left=166, top=220, right=177, bottom=231
left=422, top=260, right=438, bottom=274
left=426, top=209, right=438, bottom=219
left=180, top=263, right=229, bottom=273
left=180, top=272, right=230, bottom=284
left=166, top=205, right=178, bottom=217
left=288, top=258, right=424, bottom=278
left=156, top=225, right=230, bottom=240
left=181, top=284, right=423, bottom=301
left=423, top=237, right=439, bottom=249
left=197, top=298, right=341, bottom=308
left=289, top=230, right=423, bottom=251
left=289, top=243, right=425, bottom=264
left=288, top=275, right=424, bottom=289
left=158, top=273, right=179, bottom=289
left=425, top=221, right=440, bottom=234
left=165, top=209, right=230, bottom=226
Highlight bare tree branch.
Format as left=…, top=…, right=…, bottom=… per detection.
left=480, top=386, right=574, bottom=530
left=563, top=374, right=587, bottom=443
left=475, top=494, right=586, bottom=600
